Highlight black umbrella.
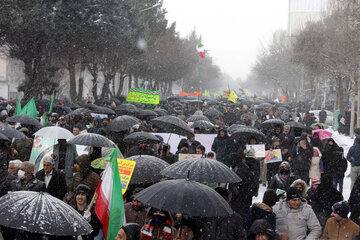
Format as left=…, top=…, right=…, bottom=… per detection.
left=258, top=103, right=273, bottom=108
left=134, top=179, right=233, bottom=217
left=66, top=108, right=91, bottom=116
left=231, top=127, right=266, bottom=143
left=68, top=133, right=115, bottom=147
left=0, top=126, right=26, bottom=139
left=186, top=115, right=210, bottom=122
left=138, top=109, right=158, bottom=117
left=277, top=107, right=289, bottom=112
left=92, top=106, right=115, bottom=115
left=0, top=133, right=9, bottom=141
left=124, top=132, right=161, bottom=144
left=204, top=109, right=224, bottom=118
left=161, top=157, right=241, bottom=183
left=154, top=109, right=168, bottom=116
left=286, top=121, right=306, bottom=129
left=281, top=112, right=295, bottom=121
left=191, top=120, right=215, bottom=129
left=261, top=119, right=285, bottom=129
left=127, top=155, right=169, bottom=184
left=7, top=115, right=41, bottom=127
left=116, top=104, right=138, bottom=113
left=151, top=116, right=194, bottom=138
left=108, top=115, right=140, bottom=132
left=228, top=124, right=246, bottom=133
left=0, top=191, right=92, bottom=236
left=241, top=112, right=258, bottom=120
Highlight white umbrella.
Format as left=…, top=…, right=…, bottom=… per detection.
left=34, top=126, right=74, bottom=140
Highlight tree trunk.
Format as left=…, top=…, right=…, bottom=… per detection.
left=128, top=74, right=133, bottom=89
left=167, top=81, right=173, bottom=95
left=338, top=74, right=344, bottom=113
left=135, top=76, right=139, bottom=88
left=68, top=58, right=77, bottom=102
left=117, top=73, right=126, bottom=97
left=77, top=61, right=86, bottom=101
left=89, top=63, right=98, bottom=101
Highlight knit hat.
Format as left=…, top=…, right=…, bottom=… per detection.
left=332, top=201, right=350, bottom=218
left=75, top=184, right=90, bottom=197
left=121, top=223, right=141, bottom=240
left=263, top=189, right=277, bottom=207
left=311, top=176, right=321, bottom=185
left=286, top=187, right=301, bottom=201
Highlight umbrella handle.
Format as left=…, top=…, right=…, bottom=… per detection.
left=86, top=192, right=98, bottom=211
left=166, top=133, right=172, bottom=144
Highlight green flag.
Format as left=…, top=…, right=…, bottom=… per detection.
left=19, top=98, right=37, bottom=118
left=14, top=95, right=22, bottom=115
left=42, top=112, right=48, bottom=127
left=48, top=91, right=55, bottom=113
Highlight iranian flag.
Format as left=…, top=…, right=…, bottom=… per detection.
left=95, top=149, right=124, bottom=240
left=196, top=36, right=205, bottom=58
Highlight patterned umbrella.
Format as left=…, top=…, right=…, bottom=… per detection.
left=312, top=129, right=332, bottom=140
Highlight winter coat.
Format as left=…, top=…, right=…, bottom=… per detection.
left=268, top=172, right=297, bottom=193
left=211, top=131, right=232, bottom=165
left=292, top=141, right=313, bottom=172
left=124, top=202, right=149, bottom=227
left=308, top=175, right=343, bottom=228
left=273, top=199, right=322, bottom=240
left=290, top=179, right=309, bottom=199
left=0, top=170, right=16, bottom=197
left=244, top=202, right=276, bottom=233
left=247, top=219, right=276, bottom=240
left=127, top=145, right=158, bottom=157
left=279, top=132, right=294, bottom=151
left=66, top=155, right=100, bottom=206
left=349, top=175, right=360, bottom=225
left=53, top=143, right=78, bottom=187
left=74, top=205, right=101, bottom=240
left=347, top=136, right=360, bottom=167
left=319, top=110, right=327, bottom=123
left=309, top=147, right=321, bottom=179
left=200, top=213, right=246, bottom=240
left=321, top=217, right=360, bottom=240
left=321, top=139, right=347, bottom=178
left=10, top=177, right=46, bottom=192
left=10, top=138, right=33, bottom=162
left=35, top=169, right=67, bottom=200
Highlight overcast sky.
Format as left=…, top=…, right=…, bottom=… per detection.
left=162, top=0, right=289, bottom=81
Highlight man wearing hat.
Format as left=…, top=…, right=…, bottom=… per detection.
left=35, top=156, right=67, bottom=200
left=10, top=127, right=33, bottom=162
left=124, top=188, right=149, bottom=227
left=321, top=201, right=360, bottom=239
left=127, top=138, right=157, bottom=157
left=273, top=187, right=321, bottom=240
left=73, top=184, right=101, bottom=240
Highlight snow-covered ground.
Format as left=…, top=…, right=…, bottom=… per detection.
left=253, top=128, right=354, bottom=203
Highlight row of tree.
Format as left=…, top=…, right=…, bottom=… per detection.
left=0, top=0, right=223, bottom=101
left=247, top=0, right=360, bottom=116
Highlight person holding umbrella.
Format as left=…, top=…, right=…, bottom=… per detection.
left=124, top=188, right=149, bottom=227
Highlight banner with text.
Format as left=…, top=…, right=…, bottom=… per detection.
left=126, top=88, right=160, bottom=105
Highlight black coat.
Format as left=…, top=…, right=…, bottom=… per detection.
left=0, top=171, right=16, bottom=197
left=10, top=177, right=46, bottom=192
left=292, top=142, right=313, bottom=172
left=35, top=169, right=67, bottom=200
left=211, top=135, right=232, bottom=165
left=244, top=203, right=276, bottom=233
left=349, top=175, right=360, bottom=225
left=321, top=141, right=347, bottom=179
left=268, top=172, right=297, bottom=192
left=127, top=146, right=157, bottom=157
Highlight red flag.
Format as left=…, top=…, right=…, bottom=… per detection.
left=180, top=91, right=202, bottom=97
left=281, top=95, right=286, bottom=102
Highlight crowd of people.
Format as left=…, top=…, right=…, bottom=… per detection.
left=0, top=97, right=360, bottom=239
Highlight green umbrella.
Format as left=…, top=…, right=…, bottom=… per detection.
left=310, top=123, right=328, bottom=129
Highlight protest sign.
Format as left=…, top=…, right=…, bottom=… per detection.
left=126, top=88, right=160, bottom=105
left=246, top=144, right=265, bottom=158
left=118, top=159, right=136, bottom=194
left=178, top=154, right=202, bottom=160
left=265, top=149, right=282, bottom=163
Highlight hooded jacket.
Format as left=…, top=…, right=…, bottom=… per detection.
left=347, top=136, right=360, bottom=166
left=321, top=138, right=347, bottom=178
left=268, top=161, right=297, bottom=192
left=290, top=179, right=308, bottom=199
left=244, top=202, right=276, bottom=233
left=211, top=128, right=232, bottom=165
left=273, top=199, right=322, bottom=240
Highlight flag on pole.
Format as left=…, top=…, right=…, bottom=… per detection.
left=14, top=95, right=22, bottom=115
left=239, top=88, right=245, bottom=94
left=95, top=149, right=125, bottom=240
left=196, top=36, right=205, bottom=58
left=228, top=90, right=238, bottom=103
left=202, top=90, right=210, bottom=97
left=48, top=91, right=55, bottom=113
left=19, top=98, right=37, bottom=118
left=281, top=94, right=286, bottom=102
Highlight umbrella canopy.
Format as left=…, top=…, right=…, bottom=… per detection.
left=231, top=127, right=266, bottom=143
left=124, top=132, right=161, bottom=144
left=312, top=129, right=332, bottom=140
left=228, top=124, right=246, bottom=133
left=186, top=115, right=210, bottom=122
left=68, top=133, right=115, bottom=147
left=115, top=104, right=138, bottom=113
left=310, top=122, right=328, bottom=129
left=261, top=119, right=285, bottom=129
left=66, top=108, right=91, bottom=116
left=161, top=157, right=241, bottom=183
left=241, top=112, right=258, bottom=120
left=153, top=109, right=168, bottom=116
left=127, top=155, right=169, bottom=184
left=108, top=115, right=140, bottom=132
left=7, top=115, right=41, bottom=127
left=0, top=191, right=92, bottom=236
left=138, top=109, right=158, bottom=117
left=34, top=126, right=74, bottom=140
left=204, top=109, right=224, bottom=118
left=281, top=112, right=295, bottom=121
left=0, top=126, right=26, bottom=139
left=286, top=121, right=306, bottom=129
left=258, top=103, right=273, bottom=108
left=191, top=120, right=215, bottom=129
left=92, top=106, right=115, bottom=115
left=0, top=133, right=9, bottom=141
left=277, top=107, right=289, bottom=112
left=134, top=179, right=233, bottom=217
left=151, top=116, right=194, bottom=138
